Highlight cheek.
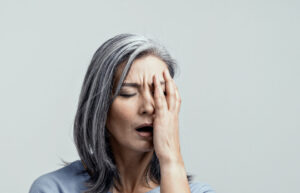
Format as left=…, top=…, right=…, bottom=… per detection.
left=107, top=99, right=136, bottom=130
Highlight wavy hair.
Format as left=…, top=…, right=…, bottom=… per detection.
left=71, top=33, right=193, bottom=193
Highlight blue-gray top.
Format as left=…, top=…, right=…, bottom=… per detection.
left=29, top=160, right=215, bottom=193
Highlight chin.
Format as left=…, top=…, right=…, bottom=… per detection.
left=134, top=141, right=154, bottom=152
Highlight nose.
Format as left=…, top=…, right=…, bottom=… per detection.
left=139, top=89, right=155, bottom=116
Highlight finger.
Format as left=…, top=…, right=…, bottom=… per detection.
left=163, top=69, right=176, bottom=111
left=153, top=74, right=167, bottom=112
left=174, top=84, right=181, bottom=113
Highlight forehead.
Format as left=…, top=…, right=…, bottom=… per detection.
left=124, top=55, right=168, bottom=82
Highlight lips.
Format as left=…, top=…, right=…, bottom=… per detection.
left=136, top=123, right=153, bottom=137
left=136, top=123, right=153, bottom=129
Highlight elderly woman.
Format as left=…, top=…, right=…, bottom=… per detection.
left=29, top=34, right=215, bottom=193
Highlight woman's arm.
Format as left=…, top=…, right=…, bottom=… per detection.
left=152, top=70, right=191, bottom=193
left=160, top=157, right=191, bottom=193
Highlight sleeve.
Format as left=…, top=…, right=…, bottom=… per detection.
left=190, top=182, right=216, bottom=193
left=28, top=175, right=60, bottom=193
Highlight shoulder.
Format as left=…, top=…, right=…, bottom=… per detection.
left=29, top=160, right=90, bottom=193
left=189, top=182, right=216, bottom=193
left=29, top=173, right=60, bottom=193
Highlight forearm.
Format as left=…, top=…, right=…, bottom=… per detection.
left=160, top=158, right=191, bottom=193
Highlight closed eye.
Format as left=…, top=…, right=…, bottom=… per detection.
left=119, top=93, right=136, bottom=98
left=120, top=91, right=167, bottom=98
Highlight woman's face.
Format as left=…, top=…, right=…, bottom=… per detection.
left=106, top=55, right=168, bottom=153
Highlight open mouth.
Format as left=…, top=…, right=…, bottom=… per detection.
left=136, top=126, right=153, bottom=137
left=136, top=126, right=153, bottom=132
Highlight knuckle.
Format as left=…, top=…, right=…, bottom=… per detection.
left=169, top=92, right=176, bottom=97
left=159, top=93, right=164, bottom=99
left=157, top=103, right=164, bottom=108
left=178, top=98, right=182, bottom=103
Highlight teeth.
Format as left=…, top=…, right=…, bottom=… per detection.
left=136, top=126, right=153, bottom=132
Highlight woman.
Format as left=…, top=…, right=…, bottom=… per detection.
left=29, top=33, right=215, bottom=193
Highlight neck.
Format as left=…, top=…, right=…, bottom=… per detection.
left=109, top=138, right=158, bottom=193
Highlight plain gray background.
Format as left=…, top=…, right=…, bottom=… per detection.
left=1, top=0, right=299, bottom=193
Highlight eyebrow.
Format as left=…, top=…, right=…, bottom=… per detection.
left=121, top=81, right=165, bottom=88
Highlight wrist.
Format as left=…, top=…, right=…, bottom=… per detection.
left=159, top=157, right=189, bottom=183
left=159, top=155, right=185, bottom=168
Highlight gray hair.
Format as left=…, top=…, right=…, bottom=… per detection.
left=72, top=33, right=193, bottom=193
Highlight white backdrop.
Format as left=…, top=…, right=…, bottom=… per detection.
left=1, top=1, right=299, bottom=193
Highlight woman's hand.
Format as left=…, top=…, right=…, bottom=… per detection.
left=152, top=69, right=191, bottom=193
left=152, top=68, right=183, bottom=165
